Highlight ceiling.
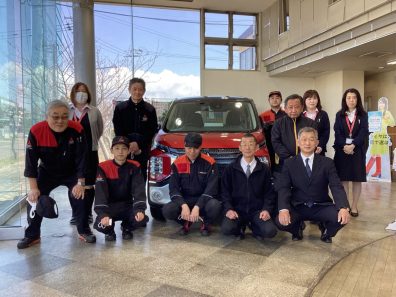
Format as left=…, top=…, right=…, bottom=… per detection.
left=95, top=0, right=276, bottom=13
left=274, top=34, right=396, bottom=77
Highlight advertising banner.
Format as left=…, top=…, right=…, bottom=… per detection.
left=366, top=97, right=395, bottom=182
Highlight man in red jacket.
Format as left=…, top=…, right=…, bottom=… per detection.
left=18, top=100, right=93, bottom=249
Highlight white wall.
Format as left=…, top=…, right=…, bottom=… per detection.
left=201, top=69, right=314, bottom=113
left=313, top=70, right=365, bottom=157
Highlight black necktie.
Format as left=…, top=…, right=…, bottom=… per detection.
left=246, top=164, right=251, bottom=178
left=305, top=158, right=312, bottom=177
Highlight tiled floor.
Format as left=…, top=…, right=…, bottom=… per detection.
left=0, top=182, right=395, bottom=297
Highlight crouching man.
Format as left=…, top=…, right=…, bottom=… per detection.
left=93, top=136, right=148, bottom=241
left=221, top=133, right=277, bottom=240
left=18, top=100, right=93, bottom=249
left=275, top=127, right=350, bottom=243
left=162, top=132, right=222, bottom=236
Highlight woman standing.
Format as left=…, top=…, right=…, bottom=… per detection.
left=69, top=82, right=104, bottom=224
left=366, top=97, right=395, bottom=177
left=333, top=88, right=368, bottom=217
left=302, top=90, right=330, bottom=155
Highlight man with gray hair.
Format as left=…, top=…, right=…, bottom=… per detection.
left=17, top=100, right=94, bottom=249
left=275, top=127, right=350, bottom=243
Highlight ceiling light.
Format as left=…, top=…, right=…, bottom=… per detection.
left=387, top=60, right=396, bottom=65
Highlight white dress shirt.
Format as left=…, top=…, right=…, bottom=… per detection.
left=240, top=157, right=257, bottom=175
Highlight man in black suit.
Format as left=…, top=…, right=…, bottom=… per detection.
left=275, top=127, right=350, bottom=243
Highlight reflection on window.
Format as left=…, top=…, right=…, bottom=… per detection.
left=233, top=14, right=256, bottom=39
left=233, top=46, right=256, bottom=70
left=165, top=100, right=258, bottom=132
left=0, top=0, right=59, bottom=224
left=204, top=11, right=257, bottom=70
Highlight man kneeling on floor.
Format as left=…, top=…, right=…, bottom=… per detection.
left=275, top=127, right=350, bottom=243
left=93, top=136, right=148, bottom=241
left=162, top=132, right=222, bottom=236
left=221, top=133, right=277, bottom=240
left=18, top=100, right=93, bottom=249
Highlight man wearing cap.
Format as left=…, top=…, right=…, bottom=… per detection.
left=17, top=100, right=93, bottom=249
left=93, top=136, right=148, bottom=241
left=162, top=132, right=221, bottom=236
left=259, top=91, right=287, bottom=170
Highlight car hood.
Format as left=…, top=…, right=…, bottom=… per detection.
left=155, top=130, right=264, bottom=149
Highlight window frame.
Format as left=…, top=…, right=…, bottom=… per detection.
left=202, top=10, right=258, bottom=70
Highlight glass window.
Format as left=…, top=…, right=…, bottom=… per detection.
left=205, top=45, right=228, bottom=69
left=233, top=14, right=256, bottom=39
left=203, top=11, right=257, bottom=70
left=279, top=0, right=290, bottom=34
left=0, top=0, right=58, bottom=226
left=233, top=46, right=256, bottom=70
left=204, top=12, right=228, bottom=38
left=164, top=99, right=259, bottom=132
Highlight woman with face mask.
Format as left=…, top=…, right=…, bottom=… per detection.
left=69, top=82, right=104, bottom=225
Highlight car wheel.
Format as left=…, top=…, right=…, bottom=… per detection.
left=150, top=205, right=166, bottom=221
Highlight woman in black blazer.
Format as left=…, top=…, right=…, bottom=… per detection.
left=333, top=88, right=368, bottom=217
left=302, top=90, right=330, bottom=155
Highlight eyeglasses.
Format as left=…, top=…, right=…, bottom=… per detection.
left=49, top=115, right=69, bottom=121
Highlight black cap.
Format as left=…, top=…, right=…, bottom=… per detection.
left=184, top=132, right=202, bottom=148
left=111, top=136, right=130, bottom=148
left=268, top=91, right=282, bottom=98
left=36, top=195, right=58, bottom=219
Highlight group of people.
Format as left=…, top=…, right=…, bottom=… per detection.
left=261, top=89, right=368, bottom=219
left=17, top=77, right=367, bottom=249
left=17, top=78, right=157, bottom=249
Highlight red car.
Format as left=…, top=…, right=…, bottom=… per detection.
left=148, top=96, right=270, bottom=220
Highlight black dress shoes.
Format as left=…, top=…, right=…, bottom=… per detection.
left=320, top=234, right=332, bottom=243
left=318, top=222, right=332, bottom=243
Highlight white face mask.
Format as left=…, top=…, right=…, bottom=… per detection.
left=75, top=92, right=88, bottom=104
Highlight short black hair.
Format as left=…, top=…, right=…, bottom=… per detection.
left=284, top=94, right=303, bottom=107
left=129, top=78, right=146, bottom=90
left=241, top=133, right=257, bottom=144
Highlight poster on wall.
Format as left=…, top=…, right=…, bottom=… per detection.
left=366, top=97, right=395, bottom=182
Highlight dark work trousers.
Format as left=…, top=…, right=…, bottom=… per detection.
left=93, top=206, right=149, bottom=234
left=274, top=204, right=344, bottom=238
left=25, top=171, right=91, bottom=239
left=221, top=210, right=277, bottom=238
left=70, top=151, right=98, bottom=218
left=162, top=199, right=222, bottom=225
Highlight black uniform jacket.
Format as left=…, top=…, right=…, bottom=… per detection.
left=221, top=156, right=275, bottom=215
left=112, top=98, right=158, bottom=150
left=169, top=153, right=218, bottom=209
left=24, top=120, right=86, bottom=179
left=272, top=115, right=317, bottom=161
left=276, top=154, right=350, bottom=211
left=94, top=159, right=147, bottom=219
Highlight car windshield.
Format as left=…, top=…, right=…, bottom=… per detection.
left=164, top=99, right=259, bottom=132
